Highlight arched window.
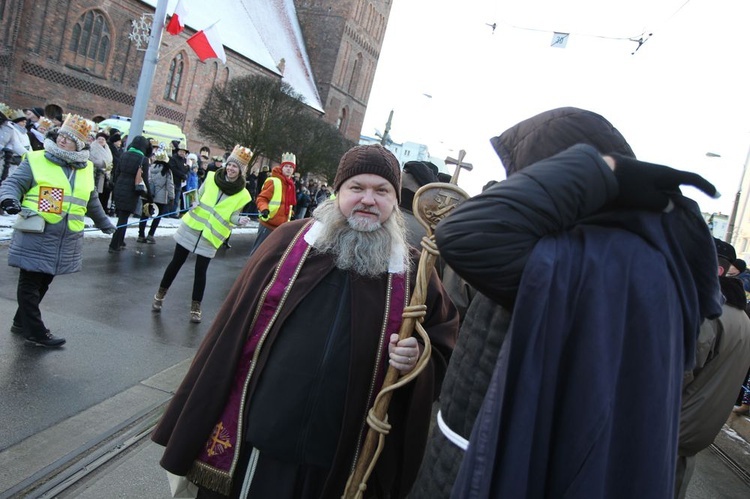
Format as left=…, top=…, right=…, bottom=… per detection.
left=164, top=53, right=185, bottom=101
left=68, top=10, right=111, bottom=74
left=348, top=53, right=363, bottom=96
left=336, top=107, right=348, bottom=133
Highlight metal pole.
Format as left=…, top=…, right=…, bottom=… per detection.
left=128, top=0, right=170, bottom=146
left=725, top=144, right=750, bottom=244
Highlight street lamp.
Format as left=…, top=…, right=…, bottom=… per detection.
left=724, top=147, right=750, bottom=245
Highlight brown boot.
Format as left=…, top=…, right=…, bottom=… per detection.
left=152, top=287, right=168, bottom=312
left=190, top=300, right=202, bottom=323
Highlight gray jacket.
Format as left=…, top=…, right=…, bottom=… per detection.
left=0, top=153, right=115, bottom=275
left=148, top=163, right=175, bottom=205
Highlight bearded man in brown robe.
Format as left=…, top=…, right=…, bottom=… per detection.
left=152, top=144, right=458, bottom=498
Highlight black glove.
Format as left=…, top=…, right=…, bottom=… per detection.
left=260, top=209, right=270, bottom=218
left=1, top=198, right=21, bottom=215
left=610, top=154, right=719, bottom=211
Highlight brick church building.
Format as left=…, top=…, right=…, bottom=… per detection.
left=0, top=0, right=392, bottom=151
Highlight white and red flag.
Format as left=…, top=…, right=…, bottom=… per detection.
left=166, top=0, right=188, bottom=35
left=187, top=22, right=227, bottom=64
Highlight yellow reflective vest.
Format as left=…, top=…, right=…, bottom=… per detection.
left=259, top=176, right=291, bottom=222
left=182, top=172, right=251, bottom=249
left=21, top=150, right=94, bottom=232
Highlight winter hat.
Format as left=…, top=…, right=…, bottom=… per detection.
left=23, top=107, right=44, bottom=119
left=714, top=237, right=736, bottom=263
left=333, top=144, right=401, bottom=202
left=227, top=145, right=252, bottom=172
left=403, top=161, right=439, bottom=188
left=108, top=131, right=122, bottom=144
left=734, top=258, right=747, bottom=274
left=96, top=131, right=109, bottom=140
left=58, top=113, right=92, bottom=151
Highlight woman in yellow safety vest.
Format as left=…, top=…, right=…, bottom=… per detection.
left=151, top=145, right=252, bottom=323
left=0, top=114, right=116, bottom=348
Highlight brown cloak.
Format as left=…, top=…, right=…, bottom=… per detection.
left=151, top=218, right=458, bottom=498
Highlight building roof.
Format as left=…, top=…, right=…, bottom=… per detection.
left=142, top=0, right=324, bottom=113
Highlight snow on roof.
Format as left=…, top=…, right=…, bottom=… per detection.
left=141, top=0, right=323, bottom=113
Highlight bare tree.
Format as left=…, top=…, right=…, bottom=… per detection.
left=196, top=74, right=308, bottom=168
left=290, top=113, right=356, bottom=181
left=197, top=74, right=356, bottom=178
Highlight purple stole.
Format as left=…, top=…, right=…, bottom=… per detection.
left=188, top=222, right=407, bottom=494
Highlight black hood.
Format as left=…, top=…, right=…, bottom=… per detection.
left=491, top=107, right=636, bottom=176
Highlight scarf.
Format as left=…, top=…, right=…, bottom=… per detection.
left=43, top=138, right=90, bottom=168
left=214, top=167, right=246, bottom=196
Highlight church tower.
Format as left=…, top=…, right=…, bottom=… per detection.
left=293, top=0, right=393, bottom=142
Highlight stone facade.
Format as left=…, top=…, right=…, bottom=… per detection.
left=294, top=0, right=392, bottom=142
left=0, top=0, right=389, bottom=150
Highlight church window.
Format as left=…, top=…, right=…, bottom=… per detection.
left=164, top=53, right=185, bottom=101
left=68, top=10, right=111, bottom=74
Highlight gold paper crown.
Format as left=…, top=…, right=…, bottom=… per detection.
left=9, top=108, right=26, bottom=121
left=227, top=145, right=252, bottom=169
left=0, top=102, right=11, bottom=120
left=59, top=114, right=93, bottom=144
left=281, top=151, right=296, bottom=166
left=153, top=149, right=170, bottom=163
left=37, top=117, right=54, bottom=133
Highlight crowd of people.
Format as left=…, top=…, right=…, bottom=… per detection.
left=2, top=102, right=750, bottom=498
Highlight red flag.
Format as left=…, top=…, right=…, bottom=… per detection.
left=166, top=0, right=188, bottom=35
left=187, top=23, right=227, bottom=64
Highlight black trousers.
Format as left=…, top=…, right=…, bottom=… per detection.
left=159, top=244, right=212, bottom=302
left=109, top=209, right=131, bottom=249
left=138, top=202, right=168, bottom=237
left=13, top=269, right=55, bottom=337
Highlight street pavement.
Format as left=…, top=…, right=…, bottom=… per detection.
left=0, top=217, right=748, bottom=497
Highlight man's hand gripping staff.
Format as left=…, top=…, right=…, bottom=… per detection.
left=342, top=153, right=471, bottom=499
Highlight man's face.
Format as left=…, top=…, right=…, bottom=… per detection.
left=337, top=173, right=397, bottom=229
left=282, top=164, right=295, bottom=178
left=178, top=150, right=187, bottom=158
left=727, top=264, right=741, bottom=277
left=25, top=110, right=38, bottom=123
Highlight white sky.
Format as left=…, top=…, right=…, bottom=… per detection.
left=362, top=0, right=750, bottom=215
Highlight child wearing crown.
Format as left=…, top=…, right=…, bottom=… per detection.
left=249, top=151, right=298, bottom=255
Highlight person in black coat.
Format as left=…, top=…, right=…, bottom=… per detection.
left=432, top=108, right=721, bottom=499
left=109, top=135, right=152, bottom=252
left=413, top=107, right=721, bottom=499
left=168, top=141, right=188, bottom=218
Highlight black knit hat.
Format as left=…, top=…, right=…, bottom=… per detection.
left=714, top=237, right=736, bottom=262
left=333, top=144, right=401, bottom=201
left=734, top=258, right=747, bottom=273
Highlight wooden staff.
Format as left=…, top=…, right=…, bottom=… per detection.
left=342, top=155, right=471, bottom=499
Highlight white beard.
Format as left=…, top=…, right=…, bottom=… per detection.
left=311, top=199, right=409, bottom=277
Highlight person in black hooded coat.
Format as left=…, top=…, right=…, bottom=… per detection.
left=412, top=107, right=722, bottom=499
left=109, top=135, right=152, bottom=252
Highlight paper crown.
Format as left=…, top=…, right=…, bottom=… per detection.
left=37, top=117, right=54, bottom=133
left=227, top=145, right=252, bottom=169
left=0, top=102, right=11, bottom=120
left=9, top=108, right=26, bottom=121
left=59, top=114, right=93, bottom=145
left=153, top=149, right=170, bottom=163
left=281, top=151, right=296, bottom=167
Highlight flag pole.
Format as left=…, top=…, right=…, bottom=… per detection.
left=128, top=0, right=170, bottom=147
